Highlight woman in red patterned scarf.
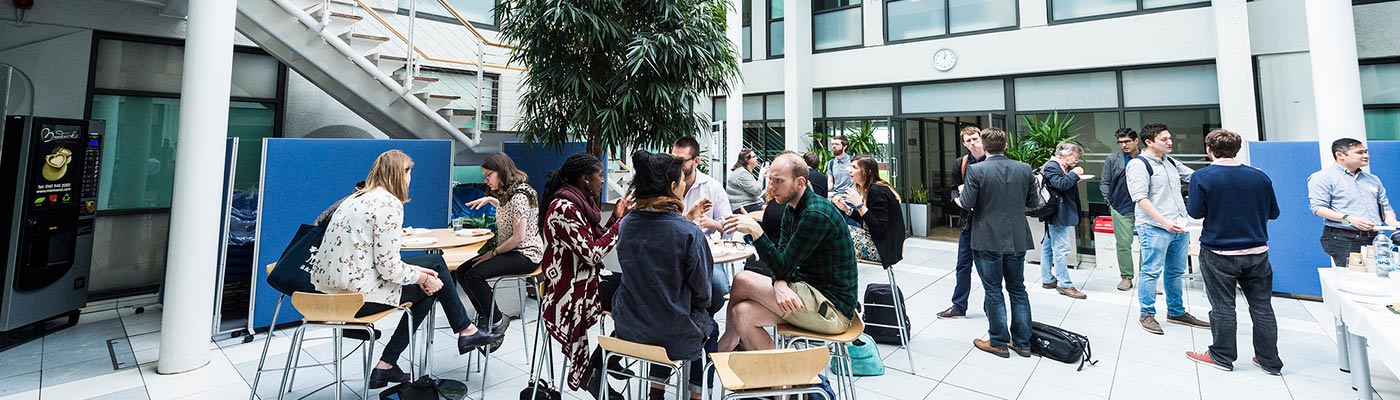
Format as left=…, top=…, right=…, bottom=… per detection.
left=538, top=152, right=631, bottom=395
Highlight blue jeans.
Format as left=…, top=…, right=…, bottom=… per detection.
left=1136, top=224, right=1188, bottom=317
left=950, top=228, right=975, bottom=312
left=973, top=250, right=1033, bottom=349
left=1040, top=224, right=1075, bottom=288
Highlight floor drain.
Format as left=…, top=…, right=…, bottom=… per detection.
left=107, top=337, right=138, bottom=370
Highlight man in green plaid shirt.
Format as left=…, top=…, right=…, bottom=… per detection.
left=718, top=153, right=858, bottom=352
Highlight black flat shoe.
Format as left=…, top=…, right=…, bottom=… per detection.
left=606, top=354, right=634, bottom=380
left=458, top=330, right=505, bottom=354
left=584, top=367, right=626, bottom=400
left=368, top=364, right=410, bottom=389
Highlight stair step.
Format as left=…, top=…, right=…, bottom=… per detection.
left=312, top=9, right=362, bottom=35
left=338, top=32, right=390, bottom=56
left=367, top=53, right=409, bottom=74
left=416, top=93, right=460, bottom=110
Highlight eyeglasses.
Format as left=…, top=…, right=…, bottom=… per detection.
left=1116, top=139, right=1137, bottom=145
left=483, top=170, right=496, bottom=179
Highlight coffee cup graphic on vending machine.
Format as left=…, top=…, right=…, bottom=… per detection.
left=41, top=146, right=72, bottom=181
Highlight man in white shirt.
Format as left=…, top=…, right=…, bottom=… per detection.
left=672, top=136, right=732, bottom=234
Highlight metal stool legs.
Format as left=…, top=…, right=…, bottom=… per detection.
left=886, top=268, right=914, bottom=371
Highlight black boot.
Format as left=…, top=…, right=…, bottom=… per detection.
left=583, top=367, right=625, bottom=400
left=368, top=364, right=410, bottom=389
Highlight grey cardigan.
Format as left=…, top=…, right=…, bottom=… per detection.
left=726, top=168, right=765, bottom=210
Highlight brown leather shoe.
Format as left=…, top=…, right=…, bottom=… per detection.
left=1041, top=280, right=1057, bottom=289
left=1140, top=315, right=1164, bottom=335
left=937, top=306, right=966, bottom=319
left=973, top=339, right=1010, bottom=358
left=1057, top=287, right=1087, bottom=299
left=1167, top=313, right=1211, bottom=329
left=1008, top=344, right=1033, bottom=358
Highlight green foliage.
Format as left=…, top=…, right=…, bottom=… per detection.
left=1006, top=111, right=1081, bottom=168
left=908, top=187, right=930, bottom=204
left=456, top=215, right=498, bottom=251
left=805, top=131, right=835, bottom=173
left=843, top=121, right=883, bottom=158
left=495, top=0, right=741, bottom=156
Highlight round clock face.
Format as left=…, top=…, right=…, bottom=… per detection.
left=933, top=49, right=957, bottom=71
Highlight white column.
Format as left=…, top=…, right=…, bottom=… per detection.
left=752, top=0, right=767, bottom=61
left=727, top=0, right=745, bottom=166
left=1019, top=0, right=1050, bottom=28
left=1304, top=0, right=1366, bottom=164
left=156, top=0, right=236, bottom=374
left=862, top=0, right=883, bottom=48
left=1211, top=0, right=1260, bottom=160
left=783, top=0, right=813, bottom=152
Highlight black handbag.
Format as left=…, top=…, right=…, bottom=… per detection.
left=378, top=376, right=442, bottom=400
left=519, top=379, right=561, bottom=400
left=267, top=223, right=326, bottom=296
left=1030, top=321, right=1098, bottom=371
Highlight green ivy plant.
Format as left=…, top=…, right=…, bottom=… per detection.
left=1006, top=111, right=1081, bottom=168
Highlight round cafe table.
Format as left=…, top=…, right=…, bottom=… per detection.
left=401, top=228, right=493, bottom=251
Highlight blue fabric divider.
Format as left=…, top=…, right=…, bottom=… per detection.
left=502, top=142, right=589, bottom=197
left=1367, top=141, right=1400, bottom=218
left=1252, top=141, right=1326, bottom=297
left=251, top=139, right=452, bottom=329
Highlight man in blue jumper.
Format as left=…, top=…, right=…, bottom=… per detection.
left=1182, top=129, right=1283, bottom=376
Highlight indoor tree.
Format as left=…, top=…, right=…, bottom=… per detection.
left=494, top=0, right=741, bottom=156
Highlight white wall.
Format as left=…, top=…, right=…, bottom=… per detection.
left=282, top=71, right=387, bottom=139
left=0, top=31, right=92, bottom=119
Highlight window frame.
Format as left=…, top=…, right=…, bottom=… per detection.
left=767, top=0, right=785, bottom=59
left=84, top=31, right=288, bottom=215
left=812, top=1, right=865, bottom=53
left=396, top=0, right=500, bottom=32
left=1046, top=0, right=1210, bottom=25
left=1359, top=57, right=1400, bottom=140
left=881, top=0, right=1020, bottom=46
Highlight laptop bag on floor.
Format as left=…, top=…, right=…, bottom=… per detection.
left=1030, top=321, right=1098, bottom=371
left=862, top=283, right=910, bottom=345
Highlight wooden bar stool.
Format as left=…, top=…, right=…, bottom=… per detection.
left=709, top=347, right=831, bottom=399
left=597, top=335, right=699, bottom=400
left=775, top=313, right=866, bottom=400
left=858, top=258, right=914, bottom=371
left=250, top=292, right=413, bottom=400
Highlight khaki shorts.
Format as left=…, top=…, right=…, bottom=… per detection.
left=781, top=282, right=852, bottom=335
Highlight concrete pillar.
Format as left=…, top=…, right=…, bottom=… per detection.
left=862, top=0, right=882, bottom=48
left=1211, top=0, right=1260, bottom=161
left=782, top=0, right=813, bottom=152
left=1019, top=0, right=1050, bottom=28
left=727, top=0, right=745, bottom=166
left=156, top=0, right=236, bottom=374
left=1304, top=0, right=1366, bottom=164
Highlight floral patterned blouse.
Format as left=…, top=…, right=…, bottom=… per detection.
left=497, top=183, right=545, bottom=263
left=310, top=189, right=421, bottom=306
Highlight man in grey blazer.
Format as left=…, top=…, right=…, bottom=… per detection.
left=961, top=127, right=1039, bottom=358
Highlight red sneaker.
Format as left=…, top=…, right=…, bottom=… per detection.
left=1186, top=351, right=1231, bottom=371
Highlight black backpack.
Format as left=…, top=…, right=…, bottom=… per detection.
left=861, top=283, right=910, bottom=345
left=1025, top=168, right=1060, bottom=218
left=1030, top=322, right=1098, bottom=371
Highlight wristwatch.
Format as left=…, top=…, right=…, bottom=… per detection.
left=1341, top=214, right=1350, bottom=222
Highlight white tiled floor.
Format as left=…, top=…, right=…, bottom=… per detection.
left=0, top=238, right=1394, bottom=399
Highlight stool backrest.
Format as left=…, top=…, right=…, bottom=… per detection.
left=291, top=292, right=366, bottom=322
left=597, top=335, right=680, bottom=366
left=728, top=347, right=830, bottom=388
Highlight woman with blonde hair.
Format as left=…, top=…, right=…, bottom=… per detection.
left=311, top=150, right=503, bottom=389
left=834, top=155, right=905, bottom=267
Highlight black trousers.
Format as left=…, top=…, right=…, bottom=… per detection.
left=1199, top=251, right=1283, bottom=371
left=355, top=254, right=473, bottom=366
left=950, top=227, right=975, bottom=312
left=1320, top=227, right=1374, bottom=268
left=454, top=250, right=537, bottom=323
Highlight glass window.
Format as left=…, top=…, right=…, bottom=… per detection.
left=1014, top=72, right=1118, bottom=111
left=771, top=0, right=785, bottom=19
left=1366, top=109, right=1400, bottom=140
left=886, top=0, right=946, bottom=42
left=742, top=26, right=752, bottom=60
left=743, top=95, right=765, bottom=120
left=814, top=0, right=861, bottom=10
left=231, top=52, right=280, bottom=99
left=445, top=0, right=495, bottom=25
left=1256, top=52, right=1317, bottom=142
left=901, top=79, right=1006, bottom=114
left=949, top=0, right=1016, bottom=34
left=1361, top=63, right=1400, bottom=105
left=814, top=7, right=863, bottom=51
left=713, top=97, right=727, bottom=121
left=769, top=20, right=785, bottom=57
left=1015, top=111, right=1121, bottom=155
left=1121, top=64, right=1219, bottom=107
left=91, top=96, right=277, bottom=210
left=94, top=39, right=186, bottom=93
left=1123, top=108, right=1221, bottom=158
left=825, top=88, right=893, bottom=117
left=766, top=94, right=786, bottom=120
left=1050, top=0, right=1207, bottom=22
left=814, top=92, right=825, bottom=118
left=1050, top=0, right=1135, bottom=20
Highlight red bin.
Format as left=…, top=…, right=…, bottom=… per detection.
left=1093, top=216, right=1114, bottom=234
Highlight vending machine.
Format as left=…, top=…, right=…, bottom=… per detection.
left=0, top=116, right=102, bottom=348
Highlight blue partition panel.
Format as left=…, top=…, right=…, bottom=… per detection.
left=251, top=139, right=452, bottom=329
left=502, top=142, right=588, bottom=197
left=1252, top=141, right=1326, bottom=296
left=1368, top=141, right=1400, bottom=211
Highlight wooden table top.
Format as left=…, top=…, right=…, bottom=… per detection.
left=711, top=240, right=755, bottom=264
left=401, top=228, right=493, bottom=251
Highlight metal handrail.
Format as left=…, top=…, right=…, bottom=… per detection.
left=350, top=0, right=527, bottom=71
left=431, top=0, right=517, bottom=50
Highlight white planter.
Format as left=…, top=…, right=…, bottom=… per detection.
left=907, top=203, right=929, bottom=237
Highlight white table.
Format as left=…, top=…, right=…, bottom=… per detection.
left=1318, top=267, right=1400, bottom=400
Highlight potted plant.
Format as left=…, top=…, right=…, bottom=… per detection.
left=905, top=187, right=931, bottom=237
left=1005, top=111, right=1081, bottom=264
